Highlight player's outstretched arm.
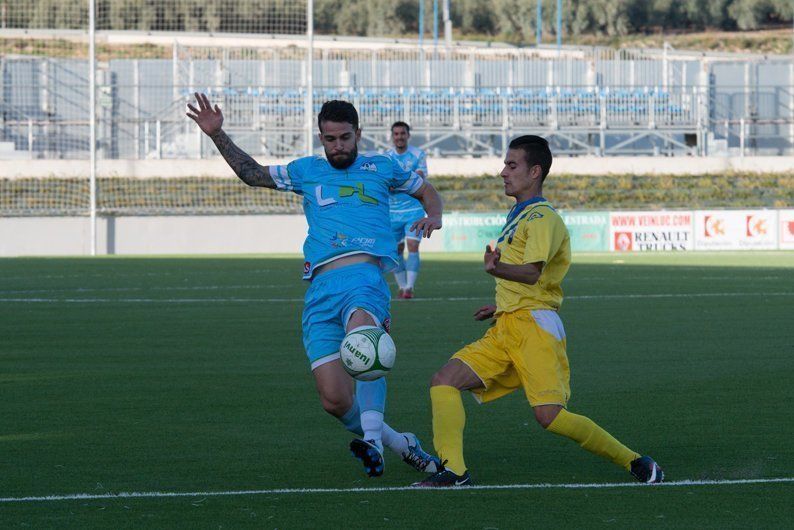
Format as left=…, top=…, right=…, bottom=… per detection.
left=409, top=181, right=443, bottom=237
left=186, top=93, right=276, bottom=188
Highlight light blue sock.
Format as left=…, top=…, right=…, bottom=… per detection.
left=406, top=252, right=420, bottom=289
left=339, top=400, right=363, bottom=436
left=343, top=384, right=406, bottom=454
left=393, top=254, right=407, bottom=289
left=357, top=378, right=387, bottom=445
left=356, top=378, right=387, bottom=414
left=394, top=254, right=406, bottom=274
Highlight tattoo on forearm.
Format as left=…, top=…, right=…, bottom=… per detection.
left=210, top=130, right=275, bottom=188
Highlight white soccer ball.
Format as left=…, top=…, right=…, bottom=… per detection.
left=339, top=325, right=396, bottom=381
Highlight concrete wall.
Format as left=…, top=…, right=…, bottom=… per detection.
left=0, top=214, right=446, bottom=257
left=2, top=156, right=793, bottom=179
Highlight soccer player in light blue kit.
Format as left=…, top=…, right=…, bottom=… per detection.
left=387, top=122, right=428, bottom=299
left=187, top=94, right=443, bottom=478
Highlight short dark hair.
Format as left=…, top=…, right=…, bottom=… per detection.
left=318, top=100, right=359, bottom=132
left=508, top=135, right=553, bottom=181
left=391, top=121, right=410, bottom=134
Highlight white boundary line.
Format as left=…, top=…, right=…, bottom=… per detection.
left=1, top=477, right=792, bottom=503
left=0, top=292, right=792, bottom=304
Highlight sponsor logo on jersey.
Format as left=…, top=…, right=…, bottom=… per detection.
left=339, top=182, right=379, bottom=205
left=359, top=162, right=377, bottom=172
left=330, top=233, right=349, bottom=248
left=303, top=261, right=311, bottom=274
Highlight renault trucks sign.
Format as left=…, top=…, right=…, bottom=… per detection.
left=610, top=211, right=693, bottom=251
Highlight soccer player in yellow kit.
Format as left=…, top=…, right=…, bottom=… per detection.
left=413, top=135, right=663, bottom=487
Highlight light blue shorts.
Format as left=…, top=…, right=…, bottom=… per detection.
left=390, top=210, right=425, bottom=244
left=301, top=263, right=391, bottom=370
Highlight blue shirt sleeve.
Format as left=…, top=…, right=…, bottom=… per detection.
left=390, top=158, right=424, bottom=195
left=269, top=157, right=309, bottom=195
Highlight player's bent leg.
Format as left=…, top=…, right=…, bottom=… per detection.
left=345, top=303, right=440, bottom=472
left=393, top=249, right=407, bottom=297
left=413, top=360, right=483, bottom=487
left=312, top=359, right=355, bottom=419
left=393, top=236, right=408, bottom=296
left=430, top=358, right=484, bottom=390
left=534, top=405, right=640, bottom=471
left=344, top=308, right=388, bottom=476
left=345, top=308, right=385, bottom=446
left=404, top=237, right=421, bottom=297
left=533, top=403, right=563, bottom=428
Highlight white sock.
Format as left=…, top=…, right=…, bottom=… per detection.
left=394, top=271, right=407, bottom=290
left=360, top=410, right=384, bottom=450
left=406, top=271, right=418, bottom=289
left=382, top=424, right=410, bottom=456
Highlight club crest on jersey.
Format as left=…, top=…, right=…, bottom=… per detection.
left=359, top=162, right=377, bottom=172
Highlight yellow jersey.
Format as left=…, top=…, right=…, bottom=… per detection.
left=494, top=198, right=571, bottom=314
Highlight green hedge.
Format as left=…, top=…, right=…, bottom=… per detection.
left=432, top=172, right=793, bottom=211
left=0, top=172, right=791, bottom=216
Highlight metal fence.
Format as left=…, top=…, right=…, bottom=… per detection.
left=1, top=1, right=794, bottom=256
left=2, top=38, right=793, bottom=161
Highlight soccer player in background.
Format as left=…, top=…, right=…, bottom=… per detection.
left=187, top=94, right=443, bottom=478
left=413, top=135, right=663, bottom=487
left=387, top=122, right=428, bottom=299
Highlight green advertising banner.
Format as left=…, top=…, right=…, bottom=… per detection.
left=441, top=211, right=609, bottom=252
left=560, top=211, right=610, bottom=252
left=442, top=212, right=507, bottom=252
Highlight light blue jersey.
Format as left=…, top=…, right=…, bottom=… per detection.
left=387, top=146, right=428, bottom=215
left=269, top=152, right=423, bottom=280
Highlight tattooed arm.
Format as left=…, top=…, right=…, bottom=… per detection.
left=208, top=129, right=275, bottom=188
left=187, top=92, right=276, bottom=189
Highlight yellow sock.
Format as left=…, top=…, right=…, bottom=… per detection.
left=430, top=385, right=467, bottom=476
left=546, top=409, right=640, bottom=470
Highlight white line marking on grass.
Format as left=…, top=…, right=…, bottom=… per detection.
left=1, top=275, right=788, bottom=295
left=0, top=285, right=285, bottom=295
left=1, top=477, right=792, bottom=503
left=1, top=292, right=792, bottom=304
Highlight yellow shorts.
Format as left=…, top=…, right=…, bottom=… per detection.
left=452, top=309, right=570, bottom=406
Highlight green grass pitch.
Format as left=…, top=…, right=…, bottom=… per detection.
left=1, top=252, right=793, bottom=527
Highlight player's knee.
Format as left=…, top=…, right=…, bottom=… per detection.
left=429, top=370, right=449, bottom=387
left=407, top=240, right=420, bottom=253
left=534, top=405, right=562, bottom=429
left=430, top=367, right=461, bottom=389
left=319, top=394, right=353, bottom=418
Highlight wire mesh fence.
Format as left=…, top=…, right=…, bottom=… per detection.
left=1, top=0, right=793, bottom=220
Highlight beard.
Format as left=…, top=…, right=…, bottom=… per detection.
left=326, top=145, right=358, bottom=169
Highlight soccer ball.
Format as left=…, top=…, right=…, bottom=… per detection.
left=339, top=325, right=396, bottom=381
